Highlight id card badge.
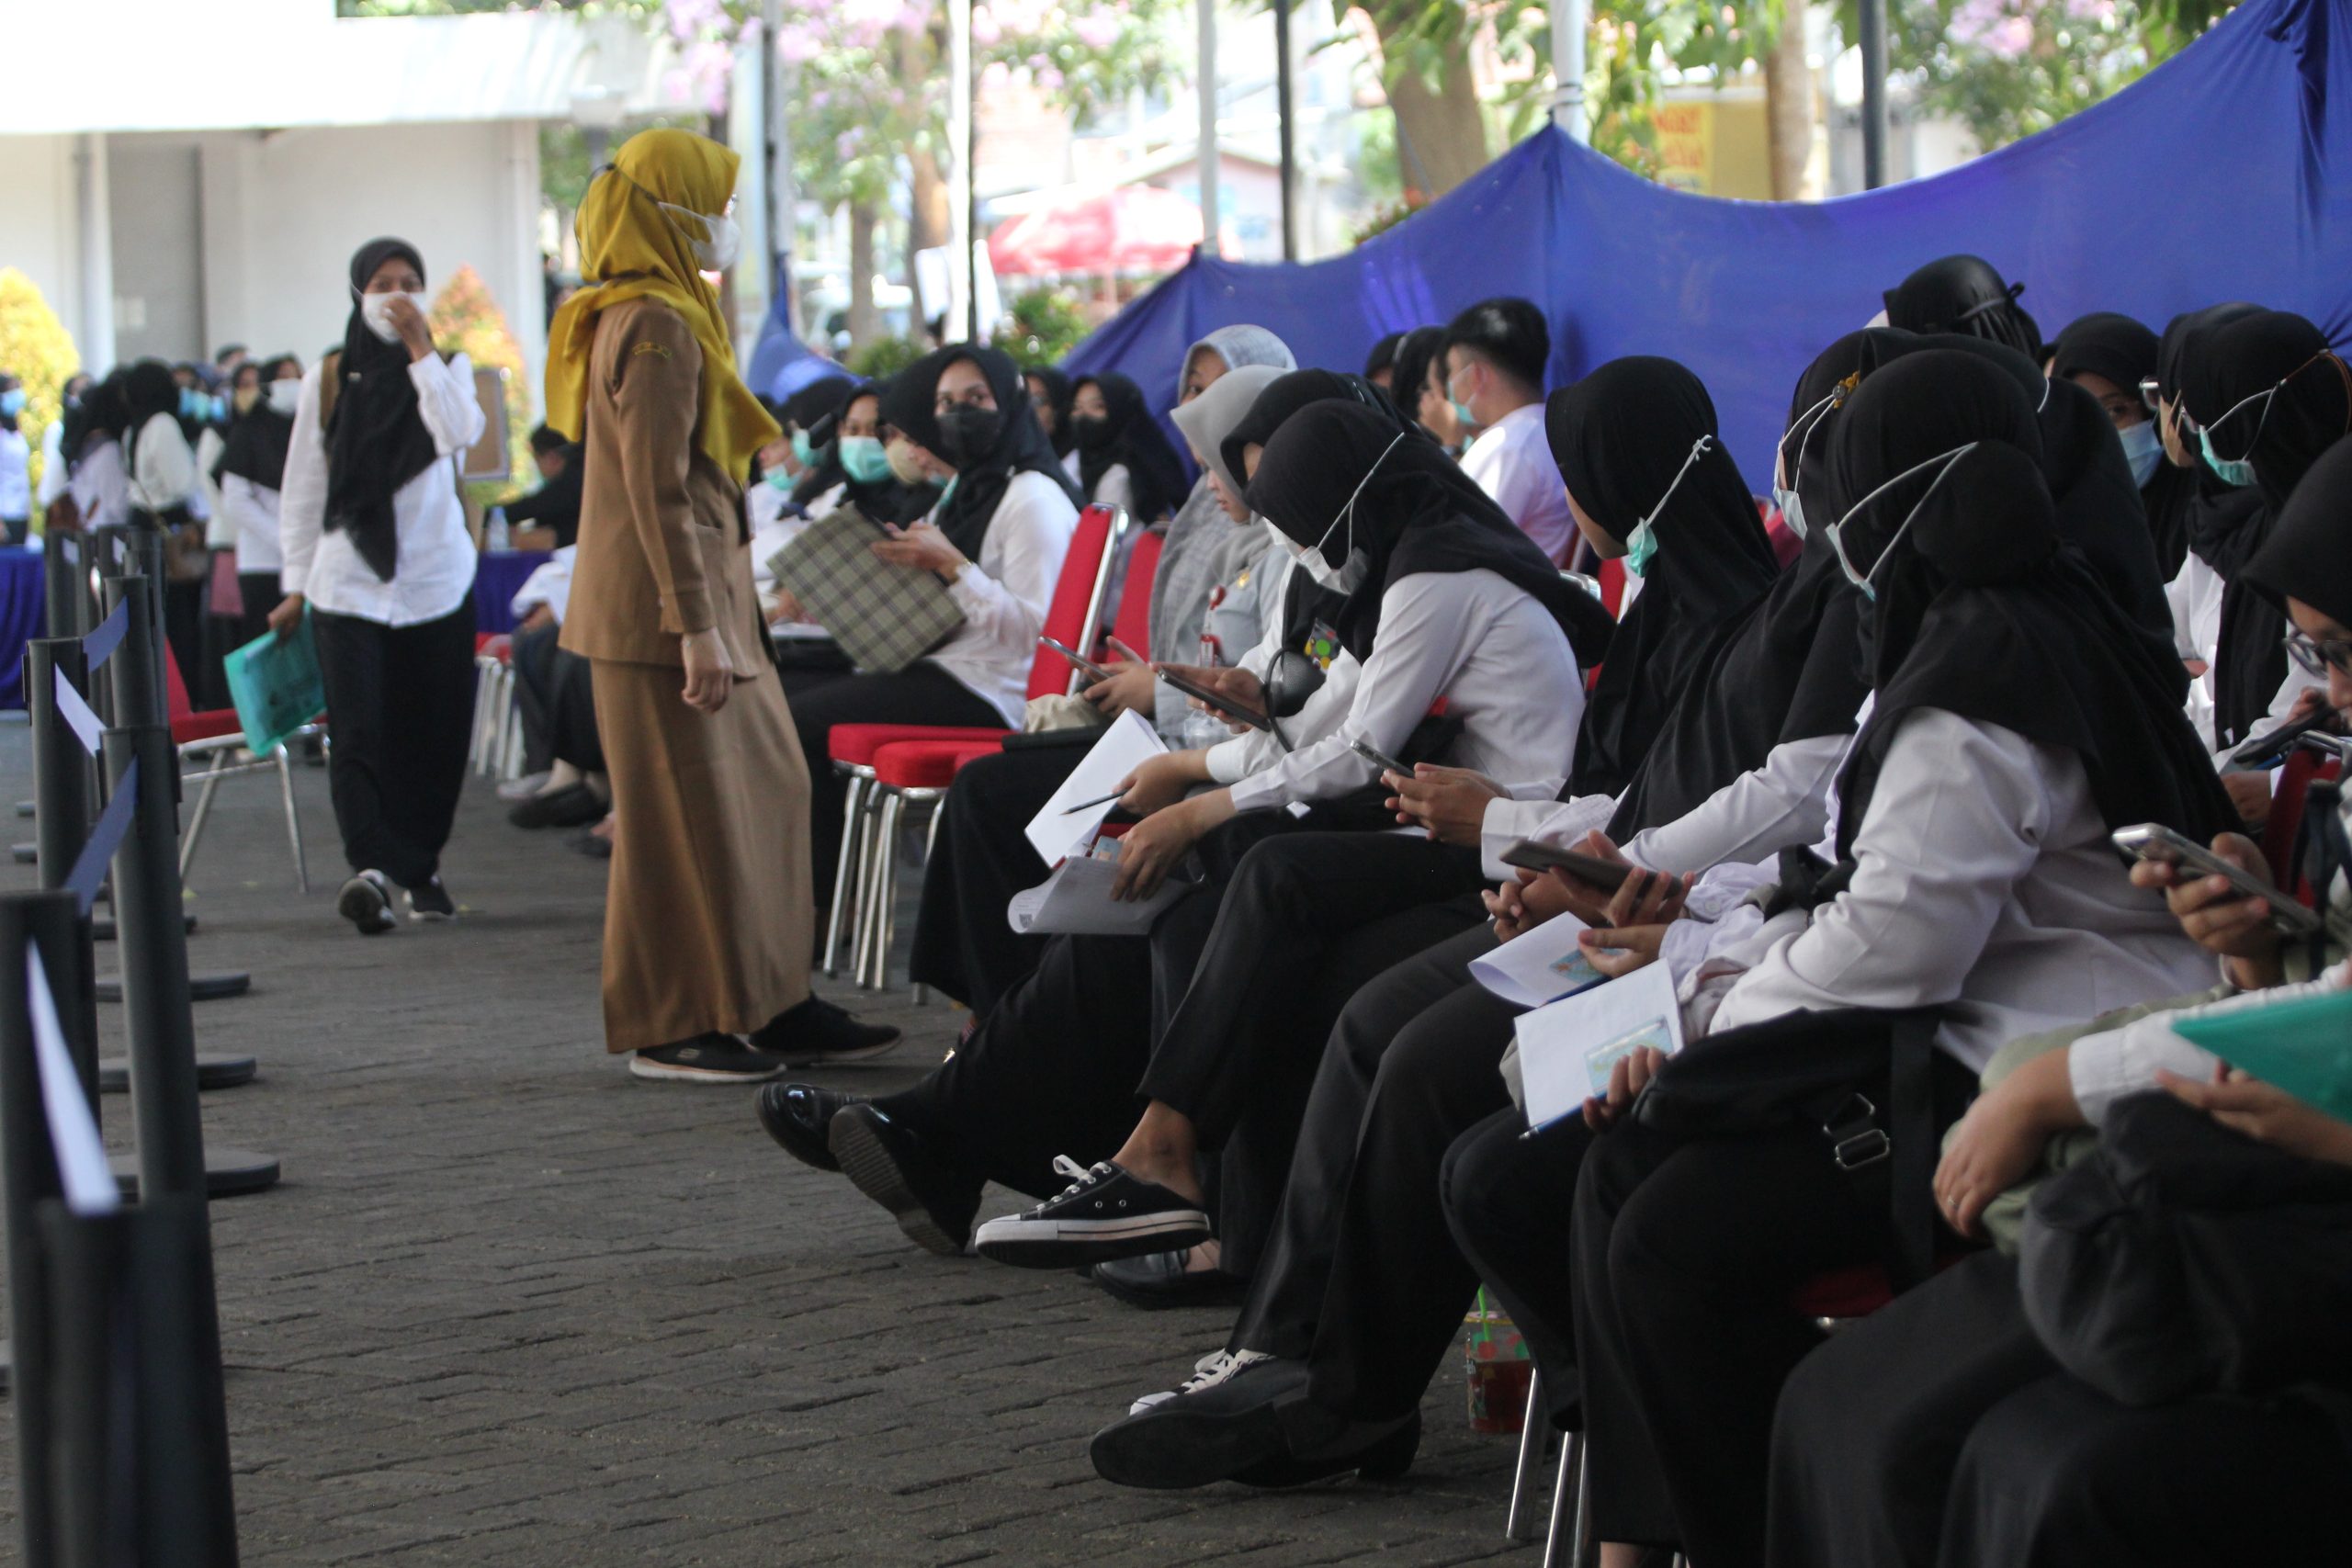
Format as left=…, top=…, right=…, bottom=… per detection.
left=1305, top=618, right=1340, bottom=671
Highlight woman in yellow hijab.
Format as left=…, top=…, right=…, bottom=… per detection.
left=552, top=127, right=898, bottom=1082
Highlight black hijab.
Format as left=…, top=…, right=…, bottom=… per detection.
left=325, top=237, right=444, bottom=581
left=1218, top=369, right=1417, bottom=490
left=781, top=376, right=854, bottom=437
left=2052, top=312, right=2188, bottom=578
left=62, top=370, right=130, bottom=471
left=1025, top=366, right=1076, bottom=458
left=1834, top=431, right=2233, bottom=860
left=1363, top=332, right=1405, bottom=381
left=1070, top=372, right=1188, bottom=523
left=1388, top=327, right=1447, bottom=434
left=1544, top=356, right=1781, bottom=797
left=797, top=378, right=938, bottom=525
left=2243, top=434, right=2352, bottom=628
left=214, top=355, right=300, bottom=492
left=878, top=344, right=1083, bottom=561
left=1241, top=400, right=1604, bottom=666
left=1604, top=333, right=1879, bottom=839
left=1882, top=254, right=2041, bottom=359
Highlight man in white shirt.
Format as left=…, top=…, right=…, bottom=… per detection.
left=1443, top=298, right=1575, bottom=564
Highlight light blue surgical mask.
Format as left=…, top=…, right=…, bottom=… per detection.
left=2189, top=351, right=2348, bottom=491
left=2119, top=419, right=2164, bottom=488
left=839, top=434, right=893, bottom=485
left=1771, top=389, right=1841, bottom=542
left=1826, top=443, right=1979, bottom=601
left=178, top=386, right=202, bottom=420
left=763, top=468, right=794, bottom=493
left=2199, top=423, right=2259, bottom=488
left=1286, top=431, right=1406, bottom=594
left=1624, top=434, right=1713, bottom=577
left=0, top=389, right=24, bottom=418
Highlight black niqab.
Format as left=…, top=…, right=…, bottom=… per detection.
left=1070, top=372, right=1188, bottom=524
left=878, top=344, right=1083, bottom=562
left=325, top=237, right=444, bottom=581
left=1544, top=356, right=1781, bottom=797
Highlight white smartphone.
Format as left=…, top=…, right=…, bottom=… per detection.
left=2110, top=823, right=2324, bottom=937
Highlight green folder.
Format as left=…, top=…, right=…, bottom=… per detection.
left=220, top=613, right=326, bottom=757
left=2172, top=984, right=2352, bottom=1125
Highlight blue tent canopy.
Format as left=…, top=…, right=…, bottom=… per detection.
left=753, top=0, right=2352, bottom=490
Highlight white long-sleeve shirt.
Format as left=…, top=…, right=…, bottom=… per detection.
left=36, top=421, right=68, bottom=509
left=1204, top=567, right=1583, bottom=816
left=125, top=412, right=196, bottom=514
left=220, top=474, right=285, bottom=575
left=67, top=438, right=129, bottom=531
left=0, top=429, right=28, bottom=520
left=923, top=468, right=1079, bottom=726
left=1461, top=402, right=1574, bottom=565
left=1710, top=708, right=2214, bottom=1073
left=278, top=354, right=483, bottom=626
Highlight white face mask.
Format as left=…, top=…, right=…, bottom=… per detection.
left=266, top=378, right=301, bottom=416
left=1826, top=442, right=1979, bottom=600
left=1284, top=432, right=1405, bottom=595
left=1771, top=388, right=1842, bottom=541
left=661, top=202, right=741, bottom=273
left=359, top=290, right=430, bottom=344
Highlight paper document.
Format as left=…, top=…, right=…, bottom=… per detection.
left=1470, top=914, right=1617, bottom=1010
left=1513, top=961, right=1685, bottom=1134
left=1008, top=854, right=1192, bottom=936
left=1024, top=709, right=1166, bottom=865
left=221, top=614, right=326, bottom=757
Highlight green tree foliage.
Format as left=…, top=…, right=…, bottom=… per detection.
left=990, top=286, right=1090, bottom=362
left=427, top=265, right=533, bottom=489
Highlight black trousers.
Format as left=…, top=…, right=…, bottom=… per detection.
left=906, top=743, right=1080, bottom=1019
left=163, top=574, right=207, bottom=703
left=1442, top=1104, right=1597, bottom=1427
left=236, top=570, right=280, bottom=653
left=780, top=663, right=1003, bottom=917
left=311, top=596, right=478, bottom=889
left=511, top=622, right=604, bottom=776
left=1769, top=1248, right=2352, bottom=1567
left=1568, top=1041, right=1977, bottom=1567
left=1226, top=923, right=1517, bottom=1424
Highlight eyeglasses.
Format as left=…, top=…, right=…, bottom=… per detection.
left=2138, top=376, right=2163, bottom=413
left=2284, top=626, right=2352, bottom=678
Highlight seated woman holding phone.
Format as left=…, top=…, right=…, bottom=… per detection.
left=778, top=345, right=1084, bottom=926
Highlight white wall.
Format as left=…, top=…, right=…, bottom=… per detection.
left=0, top=134, right=91, bottom=361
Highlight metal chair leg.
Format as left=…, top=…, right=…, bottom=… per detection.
left=822, top=773, right=869, bottom=978
left=853, top=786, right=893, bottom=989
left=1546, top=1435, right=1589, bottom=1568
left=178, top=766, right=223, bottom=880
left=1507, top=1369, right=1548, bottom=1541
left=865, top=790, right=906, bottom=989
left=276, top=746, right=308, bottom=893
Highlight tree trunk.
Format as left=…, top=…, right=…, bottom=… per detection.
left=1762, top=0, right=1815, bottom=200
left=1371, top=23, right=1491, bottom=197
left=848, top=199, right=881, bottom=349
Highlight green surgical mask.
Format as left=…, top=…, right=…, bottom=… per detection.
left=839, top=434, right=892, bottom=485
left=790, top=428, right=817, bottom=466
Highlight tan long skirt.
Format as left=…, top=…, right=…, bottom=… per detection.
left=589, top=659, right=813, bottom=1052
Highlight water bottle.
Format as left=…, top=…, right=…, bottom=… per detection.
left=486, top=505, right=510, bottom=552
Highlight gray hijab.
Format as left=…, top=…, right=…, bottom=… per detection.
left=1179, top=324, right=1295, bottom=403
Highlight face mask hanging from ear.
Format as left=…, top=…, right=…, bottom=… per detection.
left=2194, top=351, right=2352, bottom=491
left=1284, top=431, right=1406, bottom=595
left=1826, top=442, right=1979, bottom=601
left=1770, top=390, right=1840, bottom=541
left=1624, top=434, right=1714, bottom=576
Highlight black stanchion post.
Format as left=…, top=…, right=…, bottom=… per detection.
left=99, top=572, right=161, bottom=757
left=41, top=534, right=85, bottom=645
left=0, top=889, right=92, bottom=1568
left=25, top=638, right=99, bottom=1109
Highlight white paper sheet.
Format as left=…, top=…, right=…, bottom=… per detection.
left=1469, top=913, right=1616, bottom=1010
left=1023, top=710, right=1167, bottom=865
left=1512, top=960, right=1685, bottom=1134
left=1007, top=854, right=1192, bottom=935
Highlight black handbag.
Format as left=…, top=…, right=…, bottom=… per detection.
left=2018, top=1091, right=2352, bottom=1408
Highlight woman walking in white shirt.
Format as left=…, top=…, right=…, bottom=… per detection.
left=276, top=238, right=485, bottom=933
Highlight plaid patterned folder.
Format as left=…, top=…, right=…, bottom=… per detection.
left=768, top=508, right=966, bottom=673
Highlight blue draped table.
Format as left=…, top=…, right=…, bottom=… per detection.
left=473, top=550, right=548, bottom=638
left=0, top=547, right=47, bottom=709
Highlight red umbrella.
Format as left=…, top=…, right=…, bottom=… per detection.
left=987, top=185, right=1204, bottom=276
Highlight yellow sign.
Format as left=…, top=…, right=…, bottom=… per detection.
left=1651, top=95, right=1774, bottom=199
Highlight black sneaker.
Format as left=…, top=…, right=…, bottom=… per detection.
left=336, top=871, right=397, bottom=936
left=745, top=996, right=901, bottom=1066
left=629, top=1033, right=786, bottom=1084
left=971, top=1158, right=1211, bottom=1269
left=566, top=828, right=613, bottom=861
left=826, top=1103, right=983, bottom=1258
left=1089, top=1353, right=1304, bottom=1489
left=508, top=784, right=605, bottom=830
left=754, top=1082, right=865, bottom=1172
left=404, top=877, right=457, bottom=922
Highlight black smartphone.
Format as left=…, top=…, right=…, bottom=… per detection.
left=1156, top=667, right=1272, bottom=732
left=2110, top=823, right=2324, bottom=936
left=1037, top=635, right=1112, bottom=685
left=1498, top=839, right=1634, bottom=891
left=1350, top=738, right=1411, bottom=776
left=2226, top=706, right=2338, bottom=772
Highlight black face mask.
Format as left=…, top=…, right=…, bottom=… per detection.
left=936, top=407, right=1002, bottom=469
left=1069, top=413, right=1114, bottom=452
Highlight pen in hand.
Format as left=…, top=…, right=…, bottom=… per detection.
left=1060, top=790, right=1125, bottom=815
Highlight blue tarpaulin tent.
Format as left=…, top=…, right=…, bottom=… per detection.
left=752, top=0, right=2352, bottom=488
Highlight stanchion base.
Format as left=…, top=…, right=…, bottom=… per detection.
left=97, top=1054, right=258, bottom=1092
left=95, top=971, right=250, bottom=1003
left=10, top=843, right=31, bottom=864
left=109, top=1148, right=281, bottom=1200
left=91, top=913, right=200, bottom=942
left=14, top=799, right=31, bottom=818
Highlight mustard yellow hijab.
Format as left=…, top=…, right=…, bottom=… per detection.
left=545, top=128, right=780, bottom=484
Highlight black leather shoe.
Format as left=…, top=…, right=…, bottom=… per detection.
left=827, top=1103, right=983, bottom=1258
left=1091, top=1249, right=1247, bottom=1311
left=508, top=783, right=605, bottom=830
left=1089, top=1356, right=1309, bottom=1489
left=755, top=1083, right=865, bottom=1172
left=1238, top=1409, right=1420, bottom=1488
left=747, top=997, right=901, bottom=1066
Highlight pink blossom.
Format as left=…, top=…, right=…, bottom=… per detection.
left=1072, top=11, right=1119, bottom=49
left=972, top=10, right=1003, bottom=44
left=776, top=23, right=825, bottom=62
left=1987, top=14, right=2032, bottom=54
left=2064, top=0, right=2115, bottom=19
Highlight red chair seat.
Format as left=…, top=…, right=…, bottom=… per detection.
left=1790, top=1246, right=1979, bottom=1320
left=828, top=722, right=1008, bottom=768
left=173, top=708, right=243, bottom=748
left=870, top=738, right=1008, bottom=790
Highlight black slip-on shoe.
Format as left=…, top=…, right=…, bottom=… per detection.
left=507, top=783, right=606, bottom=830
left=629, top=1034, right=786, bottom=1084
left=827, top=1103, right=983, bottom=1258
left=746, top=996, right=901, bottom=1066
left=1237, top=1409, right=1421, bottom=1488
left=755, top=1082, right=865, bottom=1172
left=972, top=1158, right=1210, bottom=1269
left=1089, top=1354, right=1306, bottom=1489
left=337, top=871, right=397, bottom=936
left=1091, top=1248, right=1247, bottom=1311
left=403, top=876, right=457, bottom=922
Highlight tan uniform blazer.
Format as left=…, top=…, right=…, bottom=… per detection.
left=560, top=296, right=765, bottom=674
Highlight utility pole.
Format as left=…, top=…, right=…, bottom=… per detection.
left=1859, top=0, right=1890, bottom=187
left=1273, top=0, right=1296, bottom=260
left=1197, top=0, right=1220, bottom=255
left=948, top=0, right=975, bottom=338
left=1548, top=0, right=1589, bottom=141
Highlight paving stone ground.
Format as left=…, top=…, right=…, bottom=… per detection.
left=0, top=720, right=1541, bottom=1565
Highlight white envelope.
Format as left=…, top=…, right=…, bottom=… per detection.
left=1023, top=710, right=1168, bottom=865
left=1512, top=961, right=1685, bottom=1134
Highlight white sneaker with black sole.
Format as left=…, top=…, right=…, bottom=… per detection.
left=628, top=1034, right=786, bottom=1083
left=971, top=1156, right=1212, bottom=1269
left=336, top=871, right=397, bottom=936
